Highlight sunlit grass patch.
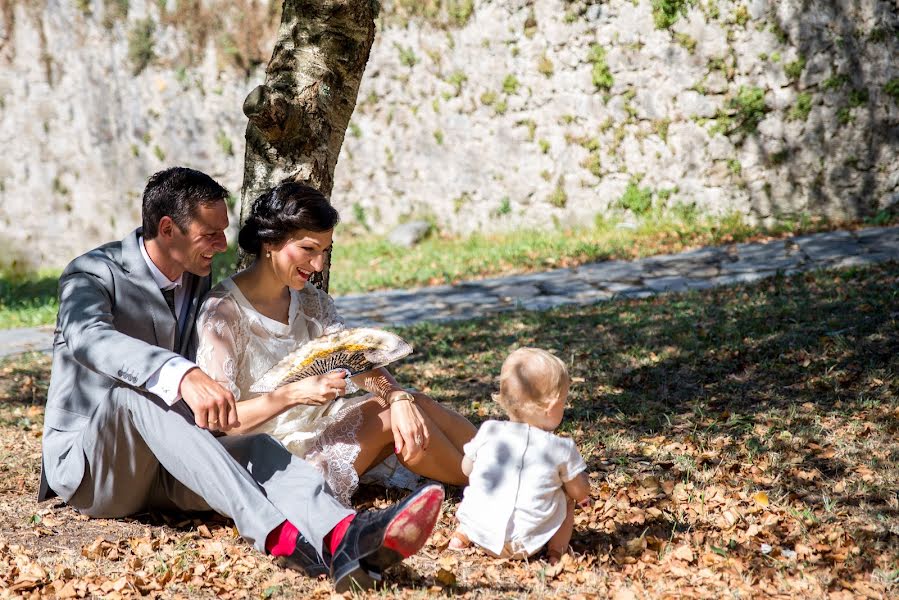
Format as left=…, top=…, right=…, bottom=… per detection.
left=3, top=211, right=895, bottom=329
left=328, top=211, right=832, bottom=294
left=0, top=271, right=60, bottom=329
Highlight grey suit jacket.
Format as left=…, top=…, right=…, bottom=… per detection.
left=39, top=228, right=211, bottom=501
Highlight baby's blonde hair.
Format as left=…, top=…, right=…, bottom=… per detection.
left=494, top=347, right=570, bottom=420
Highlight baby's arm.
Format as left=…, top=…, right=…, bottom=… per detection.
left=461, top=455, right=474, bottom=477
left=562, top=471, right=590, bottom=503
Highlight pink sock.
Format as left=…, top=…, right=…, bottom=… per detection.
left=324, top=514, right=355, bottom=556
left=265, top=520, right=298, bottom=557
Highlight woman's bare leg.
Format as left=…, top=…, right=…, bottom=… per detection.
left=350, top=399, right=469, bottom=485
left=546, top=497, right=576, bottom=563
left=351, top=399, right=396, bottom=476
left=409, top=393, right=478, bottom=452
left=398, top=416, right=468, bottom=485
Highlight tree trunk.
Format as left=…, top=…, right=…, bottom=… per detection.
left=238, top=0, right=379, bottom=291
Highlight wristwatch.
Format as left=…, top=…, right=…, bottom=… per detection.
left=388, top=391, right=416, bottom=405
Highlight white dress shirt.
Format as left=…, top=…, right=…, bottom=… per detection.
left=139, top=236, right=195, bottom=405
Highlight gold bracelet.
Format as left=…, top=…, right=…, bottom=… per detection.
left=387, top=391, right=416, bottom=405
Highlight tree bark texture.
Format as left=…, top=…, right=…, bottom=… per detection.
left=238, top=0, right=379, bottom=290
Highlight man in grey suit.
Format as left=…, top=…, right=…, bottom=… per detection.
left=40, top=167, right=444, bottom=592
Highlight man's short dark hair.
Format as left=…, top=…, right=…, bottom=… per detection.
left=141, top=167, right=229, bottom=239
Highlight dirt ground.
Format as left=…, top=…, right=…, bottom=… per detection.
left=2, top=263, right=898, bottom=598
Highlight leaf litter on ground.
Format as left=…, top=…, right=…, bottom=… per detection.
left=1, top=262, right=898, bottom=597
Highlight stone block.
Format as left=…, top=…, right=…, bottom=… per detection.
left=571, top=288, right=614, bottom=303
left=828, top=254, right=892, bottom=269
left=709, top=271, right=774, bottom=287
left=493, top=284, right=542, bottom=301
left=855, top=226, right=899, bottom=249
left=673, top=245, right=728, bottom=263
left=433, top=291, right=491, bottom=307
left=791, top=231, right=859, bottom=261
left=644, top=276, right=692, bottom=293
left=676, top=90, right=719, bottom=120
left=722, top=241, right=804, bottom=273
left=518, top=295, right=574, bottom=311
left=801, top=239, right=862, bottom=262
left=536, top=279, right=598, bottom=297
left=576, top=260, right=645, bottom=284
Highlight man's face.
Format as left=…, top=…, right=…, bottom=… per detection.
left=167, top=200, right=229, bottom=276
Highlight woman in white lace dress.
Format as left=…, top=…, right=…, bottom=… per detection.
left=195, top=183, right=477, bottom=506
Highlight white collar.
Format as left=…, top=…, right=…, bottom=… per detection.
left=139, top=236, right=183, bottom=291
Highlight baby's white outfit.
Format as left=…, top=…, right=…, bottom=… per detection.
left=455, top=420, right=587, bottom=557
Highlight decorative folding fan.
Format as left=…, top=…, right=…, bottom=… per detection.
left=249, top=327, right=413, bottom=393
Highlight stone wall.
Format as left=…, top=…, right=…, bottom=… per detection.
left=0, top=0, right=896, bottom=270
left=0, top=0, right=275, bottom=271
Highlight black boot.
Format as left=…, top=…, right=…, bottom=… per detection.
left=276, top=530, right=329, bottom=578
left=330, top=483, right=444, bottom=593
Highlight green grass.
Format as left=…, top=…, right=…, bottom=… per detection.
left=328, top=212, right=775, bottom=295
left=3, top=261, right=897, bottom=596
left=588, top=43, right=613, bottom=92
left=652, top=0, right=695, bottom=30
left=2, top=212, right=896, bottom=328
left=0, top=271, right=60, bottom=329
left=392, top=263, right=899, bottom=571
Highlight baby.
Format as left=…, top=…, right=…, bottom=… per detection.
left=449, top=347, right=590, bottom=562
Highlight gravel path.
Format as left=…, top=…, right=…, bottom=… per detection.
left=2, top=226, right=897, bottom=358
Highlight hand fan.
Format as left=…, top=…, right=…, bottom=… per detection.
left=250, top=327, right=413, bottom=393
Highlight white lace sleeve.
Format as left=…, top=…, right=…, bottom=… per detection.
left=195, top=293, right=244, bottom=401
left=299, top=284, right=345, bottom=337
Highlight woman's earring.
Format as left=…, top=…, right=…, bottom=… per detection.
left=266, top=251, right=271, bottom=258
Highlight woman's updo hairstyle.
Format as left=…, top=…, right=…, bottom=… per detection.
left=238, top=182, right=340, bottom=256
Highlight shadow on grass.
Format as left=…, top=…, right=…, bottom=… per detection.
left=396, top=261, right=899, bottom=562
left=3, top=262, right=897, bottom=576
left=0, top=352, right=52, bottom=408
left=401, top=261, right=897, bottom=428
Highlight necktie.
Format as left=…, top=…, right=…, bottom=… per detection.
left=162, top=287, right=177, bottom=320
left=162, top=287, right=180, bottom=345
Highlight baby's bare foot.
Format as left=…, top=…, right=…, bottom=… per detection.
left=547, top=550, right=564, bottom=565
left=448, top=530, right=470, bottom=551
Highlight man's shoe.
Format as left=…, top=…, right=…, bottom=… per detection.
left=330, top=483, right=444, bottom=593
left=276, top=531, right=329, bottom=578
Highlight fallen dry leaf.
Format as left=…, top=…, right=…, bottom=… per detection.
left=669, top=544, right=694, bottom=563
left=435, top=567, right=457, bottom=587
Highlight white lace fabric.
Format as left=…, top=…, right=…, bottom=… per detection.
left=196, top=277, right=368, bottom=506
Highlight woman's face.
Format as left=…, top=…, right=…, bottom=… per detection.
left=266, top=228, right=334, bottom=290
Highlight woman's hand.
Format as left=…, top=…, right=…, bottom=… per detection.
left=275, top=370, right=347, bottom=408
left=389, top=392, right=430, bottom=462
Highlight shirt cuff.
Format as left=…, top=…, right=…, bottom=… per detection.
left=146, top=357, right=195, bottom=405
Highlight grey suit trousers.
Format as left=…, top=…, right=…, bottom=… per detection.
left=46, top=385, right=352, bottom=552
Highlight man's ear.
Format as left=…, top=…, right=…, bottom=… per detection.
left=157, top=216, right=175, bottom=240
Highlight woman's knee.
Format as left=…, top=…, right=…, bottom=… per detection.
left=358, top=398, right=390, bottom=427
left=410, top=392, right=438, bottom=412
